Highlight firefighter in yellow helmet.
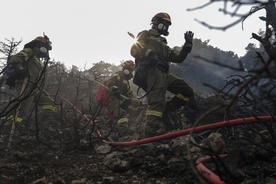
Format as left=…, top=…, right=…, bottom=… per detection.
left=130, top=12, right=196, bottom=137
left=105, top=60, right=140, bottom=139
left=5, top=35, right=55, bottom=123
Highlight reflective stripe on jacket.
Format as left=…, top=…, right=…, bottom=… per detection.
left=107, top=71, right=133, bottom=98
left=131, top=29, right=192, bottom=72
left=146, top=109, right=163, bottom=118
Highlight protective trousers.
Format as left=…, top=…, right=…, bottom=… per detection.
left=144, top=68, right=194, bottom=136
left=107, top=96, right=130, bottom=137
left=15, top=80, right=55, bottom=122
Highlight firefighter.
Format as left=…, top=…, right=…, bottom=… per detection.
left=5, top=35, right=55, bottom=123
left=105, top=60, right=140, bottom=138
left=130, top=12, right=196, bottom=137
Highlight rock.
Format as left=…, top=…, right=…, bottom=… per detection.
left=200, top=132, right=225, bottom=154
left=105, top=157, right=130, bottom=171
left=170, top=136, right=189, bottom=154
left=33, top=177, right=47, bottom=184
left=71, top=178, right=88, bottom=184
left=95, top=144, right=112, bottom=154
left=265, top=177, right=276, bottom=184
left=102, top=176, right=116, bottom=183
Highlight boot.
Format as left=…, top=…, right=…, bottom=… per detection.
left=162, top=97, right=185, bottom=131
left=161, top=112, right=175, bottom=131
left=187, top=96, right=198, bottom=110
left=117, top=123, right=133, bottom=138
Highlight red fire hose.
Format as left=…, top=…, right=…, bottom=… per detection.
left=104, top=115, right=275, bottom=146
left=59, top=95, right=104, bottom=137
left=60, top=95, right=275, bottom=184
left=196, top=154, right=227, bottom=184
left=60, top=95, right=275, bottom=146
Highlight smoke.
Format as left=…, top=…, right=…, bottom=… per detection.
left=170, top=39, right=241, bottom=96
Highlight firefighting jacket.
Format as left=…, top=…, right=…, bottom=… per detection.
left=107, top=70, right=134, bottom=98
left=7, top=48, right=44, bottom=84
left=130, top=29, right=192, bottom=72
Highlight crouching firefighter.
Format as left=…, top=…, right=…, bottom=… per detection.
left=96, top=60, right=141, bottom=138
left=4, top=35, right=56, bottom=123
left=130, top=12, right=197, bottom=137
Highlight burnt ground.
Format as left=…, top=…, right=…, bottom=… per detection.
left=0, top=97, right=276, bottom=184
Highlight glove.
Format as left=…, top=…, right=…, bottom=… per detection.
left=111, top=87, right=121, bottom=97
left=130, top=98, right=141, bottom=108
left=17, top=69, right=28, bottom=79
left=5, top=76, right=17, bottom=89
left=3, top=66, right=16, bottom=77
left=184, top=31, right=194, bottom=44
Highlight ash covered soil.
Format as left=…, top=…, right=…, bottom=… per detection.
left=0, top=97, right=276, bottom=184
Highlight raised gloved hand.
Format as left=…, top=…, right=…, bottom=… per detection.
left=184, top=31, right=194, bottom=44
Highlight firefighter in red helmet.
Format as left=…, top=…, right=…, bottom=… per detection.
left=130, top=12, right=197, bottom=138
left=5, top=34, right=55, bottom=123
left=96, top=60, right=140, bottom=140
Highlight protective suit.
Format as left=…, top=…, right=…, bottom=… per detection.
left=6, top=36, right=55, bottom=122
left=98, top=60, right=140, bottom=137
left=130, top=12, right=196, bottom=137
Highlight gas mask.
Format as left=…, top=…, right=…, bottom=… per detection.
left=123, top=68, right=133, bottom=79
left=40, top=47, right=48, bottom=54
left=157, top=20, right=170, bottom=36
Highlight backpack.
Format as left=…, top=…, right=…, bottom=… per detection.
left=3, top=50, right=34, bottom=89
left=96, top=72, right=126, bottom=107
left=96, top=80, right=110, bottom=107
left=133, top=63, right=148, bottom=91
left=2, top=65, right=19, bottom=89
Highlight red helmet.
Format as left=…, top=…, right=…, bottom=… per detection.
left=35, top=35, right=52, bottom=50
left=122, top=60, right=135, bottom=70
left=35, top=36, right=47, bottom=44
left=151, top=12, right=172, bottom=26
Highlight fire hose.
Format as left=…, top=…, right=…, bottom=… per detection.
left=195, top=154, right=227, bottom=184
left=59, top=95, right=275, bottom=146
left=104, top=116, right=275, bottom=146
left=59, top=95, right=275, bottom=184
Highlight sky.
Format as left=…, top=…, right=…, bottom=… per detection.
left=1, top=0, right=267, bottom=69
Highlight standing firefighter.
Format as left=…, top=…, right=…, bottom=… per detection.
left=5, top=35, right=55, bottom=123
left=96, top=60, right=140, bottom=138
left=130, top=12, right=196, bottom=137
